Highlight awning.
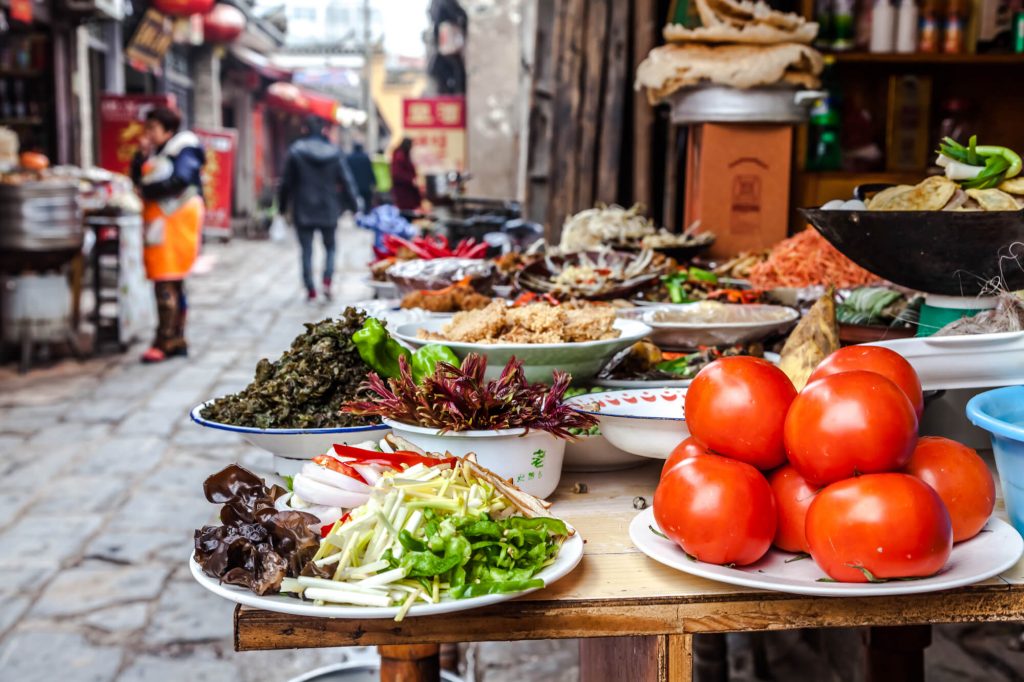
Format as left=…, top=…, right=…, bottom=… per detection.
left=228, top=45, right=292, bottom=82
left=263, top=82, right=368, bottom=127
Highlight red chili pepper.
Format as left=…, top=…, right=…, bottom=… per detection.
left=312, top=455, right=368, bottom=484
left=542, top=293, right=561, bottom=306
left=512, top=292, right=538, bottom=307
left=389, top=236, right=434, bottom=260
left=321, top=511, right=352, bottom=538
left=464, top=242, right=489, bottom=259
left=332, top=444, right=458, bottom=469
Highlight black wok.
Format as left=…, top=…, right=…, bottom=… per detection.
left=800, top=185, right=1024, bottom=296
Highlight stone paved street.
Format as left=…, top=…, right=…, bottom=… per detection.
left=1, top=232, right=1022, bottom=682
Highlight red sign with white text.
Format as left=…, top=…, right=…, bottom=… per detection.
left=194, top=128, right=238, bottom=232
left=10, top=0, right=32, bottom=23
left=402, top=96, right=466, bottom=175
left=98, top=94, right=176, bottom=176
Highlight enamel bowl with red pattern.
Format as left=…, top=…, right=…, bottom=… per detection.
left=565, top=388, right=689, bottom=460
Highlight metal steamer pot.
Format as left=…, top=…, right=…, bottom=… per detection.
left=669, top=84, right=826, bottom=124
left=0, top=180, right=83, bottom=253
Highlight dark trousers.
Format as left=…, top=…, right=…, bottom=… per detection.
left=154, top=280, right=187, bottom=352
left=296, top=223, right=337, bottom=293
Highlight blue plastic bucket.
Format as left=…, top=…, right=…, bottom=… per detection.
left=966, top=386, right=1024, bottom=536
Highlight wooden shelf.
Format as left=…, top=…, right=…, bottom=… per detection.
left=0, top=69, right=44, bottom=77
left=828, top=52, right=1024, bottom=65
left=0, top=117, right=44, bottom=126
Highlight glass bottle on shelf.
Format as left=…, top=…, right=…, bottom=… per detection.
left=833, top=0, right=857, bottom=50
left=895, top=0, right=920, bottom=52
left=942, top=0, right=966, bottom=53
left=870, top=0, right=896, bottom=52
left=919, top=0, right=941, bottom=52
left=806, top=58, right=843, bottom=171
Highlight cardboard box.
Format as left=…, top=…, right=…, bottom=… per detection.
left=684, top=123, right=793, bottom=259
left=885, top=75, right=933, bottom=172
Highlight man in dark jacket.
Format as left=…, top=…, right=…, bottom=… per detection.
left=279, top=116, right=358, bottom=301
left=346, top=142, right=376, bottom=213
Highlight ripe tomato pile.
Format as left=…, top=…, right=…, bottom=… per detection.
left=654, top=347, right=996, bottom=582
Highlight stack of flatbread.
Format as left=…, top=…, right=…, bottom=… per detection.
left=867, top=175, right=1024, bottom=211
left=636, top=0, right=823, bottom=104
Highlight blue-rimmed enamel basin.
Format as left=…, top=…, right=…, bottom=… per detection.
left=966, top=386, right=1024, bottom=536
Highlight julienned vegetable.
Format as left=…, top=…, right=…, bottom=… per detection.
left=937, top=136, right=1022, bottom=189
left=352, top=318, right=459, bottom=383
left=282, top=457, right=571, bottom=621
left=343, top=353, right=598, bottom=438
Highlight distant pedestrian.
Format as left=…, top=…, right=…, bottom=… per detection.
left=347, top=142, right=376, bottom=213
left=131, top=105, right=205, bottom=364
left=279, top=115, right=359, bottom=302
left=390, top=137, right=422, bottom=211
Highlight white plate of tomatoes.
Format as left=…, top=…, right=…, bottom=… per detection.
left=630, top=507, right=1023, bottom=597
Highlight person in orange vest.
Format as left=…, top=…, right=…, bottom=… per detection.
left=130, top=106, right=206, bottom=363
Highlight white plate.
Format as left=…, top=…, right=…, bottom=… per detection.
left=869, top=331, right=1024, bottom=391
left=190, top=403, right=390, bottom=476
left=640, top=303, right=798, bottom=350
left=393, top=318, right=652, bottom=384
left=363, top=278, right=398, bottom=299
left=189, top=530, right=584, bottom=619
left=565, top=388, right=689, bottom=460
left=630, top=507, right=1024, bottom=597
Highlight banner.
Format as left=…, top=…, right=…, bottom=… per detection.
left=402, top=96, right=466, bottom=175
left=126, top=8, right=174, bottom=74
left=194, top=128, right=238, bottom=234
left=98, top=94, right=176, bottom=176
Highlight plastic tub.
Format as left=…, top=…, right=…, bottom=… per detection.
left=966, top=386, right=1024, bottom=535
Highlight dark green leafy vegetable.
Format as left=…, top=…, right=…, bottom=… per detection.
left=836, top=288, right=904, bottom=326
left=200, top=308, right=376, bottom=429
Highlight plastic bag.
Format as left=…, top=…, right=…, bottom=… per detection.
left=269, top=214, right=288, bottom=242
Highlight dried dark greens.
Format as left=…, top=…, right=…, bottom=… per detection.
left=343, top=353, right=598, bottom=439
left=200, top=308, right=376, bottom=429
left=194, top=464, right=319, bottom=595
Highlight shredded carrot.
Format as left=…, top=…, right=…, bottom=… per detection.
left=748, top=228, right=880, bottom=289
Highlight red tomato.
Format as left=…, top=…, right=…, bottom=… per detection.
left=905, top=436, right=995, bottom=543
left=660, top=437, right=711, bottom=479
left=768, top=465, right=817, bottom=553
left=808, top=346, right=924, bottom=417
left=784, top=371, right=918, bottom=486
left=805, top=473, right=952, bottom=582
left=684, top=356, right=797, bottom=470
left=653, top=454, right=776, bottom=566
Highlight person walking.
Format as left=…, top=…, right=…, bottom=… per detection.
left=279, top=116, right=358, bottom=302
left=346, top=142, right=376, bottom=213
left=390, top=137, right=422, bottom=211
left=131, top=105, right=205, bottom=364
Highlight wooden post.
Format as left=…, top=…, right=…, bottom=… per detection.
left=865, top=625, right=931, bottom=682
left=579, top=635, right=668, bottom=682
left=378, top=644, right=441, bottom=682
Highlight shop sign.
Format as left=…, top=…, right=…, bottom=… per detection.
left=194, top=128, right=238, bottom=234
left=98, top=93, right=176, bottom=176
left=10, top=0, right=33, bottom=23
left=401, top=96, right=466, bottom=175
left=126, top=8, right=174, bottom=74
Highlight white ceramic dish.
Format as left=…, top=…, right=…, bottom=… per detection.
left=563, top=433, right=646, bottom=472
left=189, top=530, right=584, bottom=619
left=392, top=318, right=652, bottom=384
left=639, top=303, right=798, bottom=350
left=565, top=388, right=688, bottom=460
left=382, top=419, right=565, bottom=498
left=869, top=331, right=1024, bottom=391
left=363, top=278, right=398, bottom=300
left=631, top=507, right=1024, bottom=597
left=190, top=403, right=390, bottom=476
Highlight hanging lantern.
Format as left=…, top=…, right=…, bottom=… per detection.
left=265, top=82, right=338, bottom=122
left=202, top=4, right=247, bottom=43
left=152, top=0, right=216, bottom=17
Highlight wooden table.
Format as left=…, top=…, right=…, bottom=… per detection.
left=233, top=462, right=1024, bottom=681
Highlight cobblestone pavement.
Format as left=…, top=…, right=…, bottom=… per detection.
left=1, top=233, right=1021, bottom=682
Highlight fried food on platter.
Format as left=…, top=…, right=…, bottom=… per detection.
left=965, top=188, right=1020, bottom=212
left=866, top=176, right=958, bottom=211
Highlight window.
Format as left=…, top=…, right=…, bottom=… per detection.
left=289, top=6, right=317, bottom=21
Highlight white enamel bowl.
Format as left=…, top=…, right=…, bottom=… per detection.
left=564, top=388, right=689, bottom=460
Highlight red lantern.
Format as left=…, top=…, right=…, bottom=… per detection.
left=202, top=4, right=246, bottom=43
left=265, top=82, right=338, bottom=122
left=152, top=0, right=216, bottom=16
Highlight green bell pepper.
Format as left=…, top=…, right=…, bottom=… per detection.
left=352, top=318, right=411, bottom=379
left=411, top=344, right=460, bottom=383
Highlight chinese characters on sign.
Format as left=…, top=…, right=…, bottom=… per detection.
left=194, top=128, right=238, bottom=238
left=401, top=96, right=466, bottom=176
left=126, top=9, right=174, bottom=74
left=98, top=94, right=176, bottom=176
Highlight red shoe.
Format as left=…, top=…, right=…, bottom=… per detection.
left=141, top=347, right=167, bottom=363
left=307, top=289, right=317, bottom=302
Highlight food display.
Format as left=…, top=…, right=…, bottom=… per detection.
left=777, top=291, right=839, bottom=390
left=193, top=450, right=578, bottom=621
left=558, top=204, right=656, bottom=252
left=200, top=309, right=378, bottom=429
left=418, top=300, right=620, bottom=345
left=386, top=258, right=496, bottom=296
left=597, top=340, right=765, bottom=383
left=747, top=228, right=880, bottom=290
left=665, top=0, right=819, bottom=44
left=712, top=251, right=769, bottom=280
left=399, top=279, right=491, bottom=313
left=517, top=249, right=672, bottom=301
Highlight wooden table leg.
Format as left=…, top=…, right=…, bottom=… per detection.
left=579, top=634, right=695, bottom=681
left=378, top=644, right=441, bottom=682
left=865, top=625, right=931, bottom=682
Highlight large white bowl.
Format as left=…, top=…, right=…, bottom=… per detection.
left=638, top=303, right=798, bottom=350
left=190, top=403, right=390, bottom=476
left=870, top=331, right=1024, bottom=391
left=565, top=388, right=689, bottom=460
left=563, top=433, right=646, bottom=472
left=382, top=418, right=565, bottom=498
left=392, top=318, right=652, bottom=384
